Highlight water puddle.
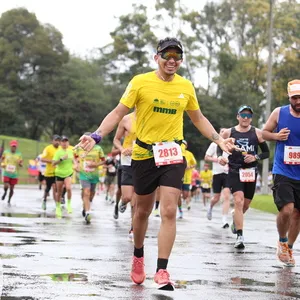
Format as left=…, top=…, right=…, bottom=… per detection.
left=0, top=254, right=17, bottom=259
left=0, top=222, right=27, bottom=227
left=43, top=273, right=88, bottom=282
left=1, top=213, right=43, bottom=218
left=0, top=228, right=27, bottom=233
left=0, top=297, right=37, bottom=300
left=152, top=294, right=174, bottom=300
left=175, top=276, right=300, bottom=298
left=0, top=236, right=36, bottom=247
left=1, top=213, right=56, bottom=219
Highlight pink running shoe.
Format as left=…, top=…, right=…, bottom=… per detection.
left=154, top=269, right=175, bottom=291
left=130, top=256, right=146, bottom=284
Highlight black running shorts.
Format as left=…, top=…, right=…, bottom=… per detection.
left=272, top=174, right=300, bottom=211
left=121, top=166, right=133, bottom=186
left=212, top=173, right=229, bottom=194
left=117, top=167, right=122, bottom=189
left=131, top=158, right=186, bottom=195
left=201, top=187, right=211, bottom=194
left=55, top=174, right=73, bottom=182
left=228, top=171, right=257, bottom=200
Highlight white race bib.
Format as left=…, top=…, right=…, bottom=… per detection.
left=284, top=146, right=300, bottom=165
left=108, top=166, right=116, bottom=173
left=239, top=168, right=256, bottom=182
left=6, top=165, right=16, bottom=173
left=202, top=183, right=209, bottom=189
left=83, top=161, right=95, bottom=172
left=121, top=154, right=132, bottom=166
left=153, top=142, right=183, bottom=166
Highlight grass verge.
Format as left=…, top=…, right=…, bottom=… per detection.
left=250, top=194, right=278, bottom=214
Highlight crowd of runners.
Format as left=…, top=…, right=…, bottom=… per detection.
left=1, top=37, right=300, bottom=291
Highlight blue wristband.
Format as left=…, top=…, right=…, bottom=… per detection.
left=90, top=132, right=102, bottom=144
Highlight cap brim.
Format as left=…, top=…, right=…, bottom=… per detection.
left=289, top=92, right=300, bottom=97
left=158, top=41, right=183, bottom=53
left=238, top=107, right=253, bottom=114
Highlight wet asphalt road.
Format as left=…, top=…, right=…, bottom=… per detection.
left=0, top=186, right=299, bottom=300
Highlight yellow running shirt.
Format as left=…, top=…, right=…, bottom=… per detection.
left=200, top=170, right=213, bottom=189
left=41, top=145, right=60, bottom=177
left=120, top=71, right=199, bottom=160
left=183, top=150, right=197, bottom=184
left=122, top=112, right=137, bottom=149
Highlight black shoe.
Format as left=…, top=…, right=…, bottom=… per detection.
left=113, top=206, right=119, bottom=219
left=2, top=193, right=6, bottom=201
left=222, top=223, right=229, bottom=229
left=82, top=209, right=86, bottom=217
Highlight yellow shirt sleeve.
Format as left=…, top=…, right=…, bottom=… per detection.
left=120, top=76, right=140, bottom=109
left=191, top=153, right=197, bottom=166
left=41, top=146, right=48, bottom=159
left=185, top=81, right=200, bottom=111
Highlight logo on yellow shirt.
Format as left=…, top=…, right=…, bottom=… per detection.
left=153, top=107, right=177, bottom=115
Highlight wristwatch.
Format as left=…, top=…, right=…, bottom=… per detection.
left=255, top=155, right=260, bottom=161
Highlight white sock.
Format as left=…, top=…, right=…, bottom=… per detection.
left=222, top=215, right=227, bottom=224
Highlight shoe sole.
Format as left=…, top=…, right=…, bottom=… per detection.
left=234, top=243, right=245, bottom=249
left=222, top=224, right=229, bottom=229
left=85, top=215, right=91, bottom=224
left=131, top=274, right=146, bottom=285
left=277, top=255, right=295, bottom=267
left=157, top=282, right=175, bottom=291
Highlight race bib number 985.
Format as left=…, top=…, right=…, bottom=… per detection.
left=153, top=142, right=183, bottom=166
left=284, top=146, right=300, bottom=165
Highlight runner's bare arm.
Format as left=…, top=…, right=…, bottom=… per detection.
left=95, top=103, right=130, bottom=137
left=76, top=103, right=130, bottom=153
left=111, top=146, right=121, bottom=156
left=113, top=117, right=126, bottom=152
left=262, top=108, right=288, bottom=141
left=186, top=109, right=235, bottom=153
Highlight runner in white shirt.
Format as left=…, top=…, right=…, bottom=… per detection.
left=36, top=154, right=46, bottom=190
left=205, top=128, right=231, bottom=228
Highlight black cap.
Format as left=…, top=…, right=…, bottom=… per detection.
left=61, top=135, right=69, bottom=141
left=237, top=105, right=254, bottom=114
left=157, top=38, right=183, bottom=53
left=52, top=134, right=61, bottom=141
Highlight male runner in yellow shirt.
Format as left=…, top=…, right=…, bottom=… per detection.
left=77, top=37, right=235, bottom=290
left=41, top=135, right=61, bottom=210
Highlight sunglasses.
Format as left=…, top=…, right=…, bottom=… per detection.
left=160, top=51, right=183, bottom=61
left=239, top=113, right=253, bottom=119
left=291, top=95, right=300, bottom=100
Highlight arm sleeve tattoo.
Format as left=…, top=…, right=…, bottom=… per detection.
left=211, top=133, right=220, bottom=141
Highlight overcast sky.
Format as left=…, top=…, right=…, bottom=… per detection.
left=0, top=0, right=209, bottom=56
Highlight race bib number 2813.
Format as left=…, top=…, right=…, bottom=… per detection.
left=153, top=142, right=183, bottom=166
